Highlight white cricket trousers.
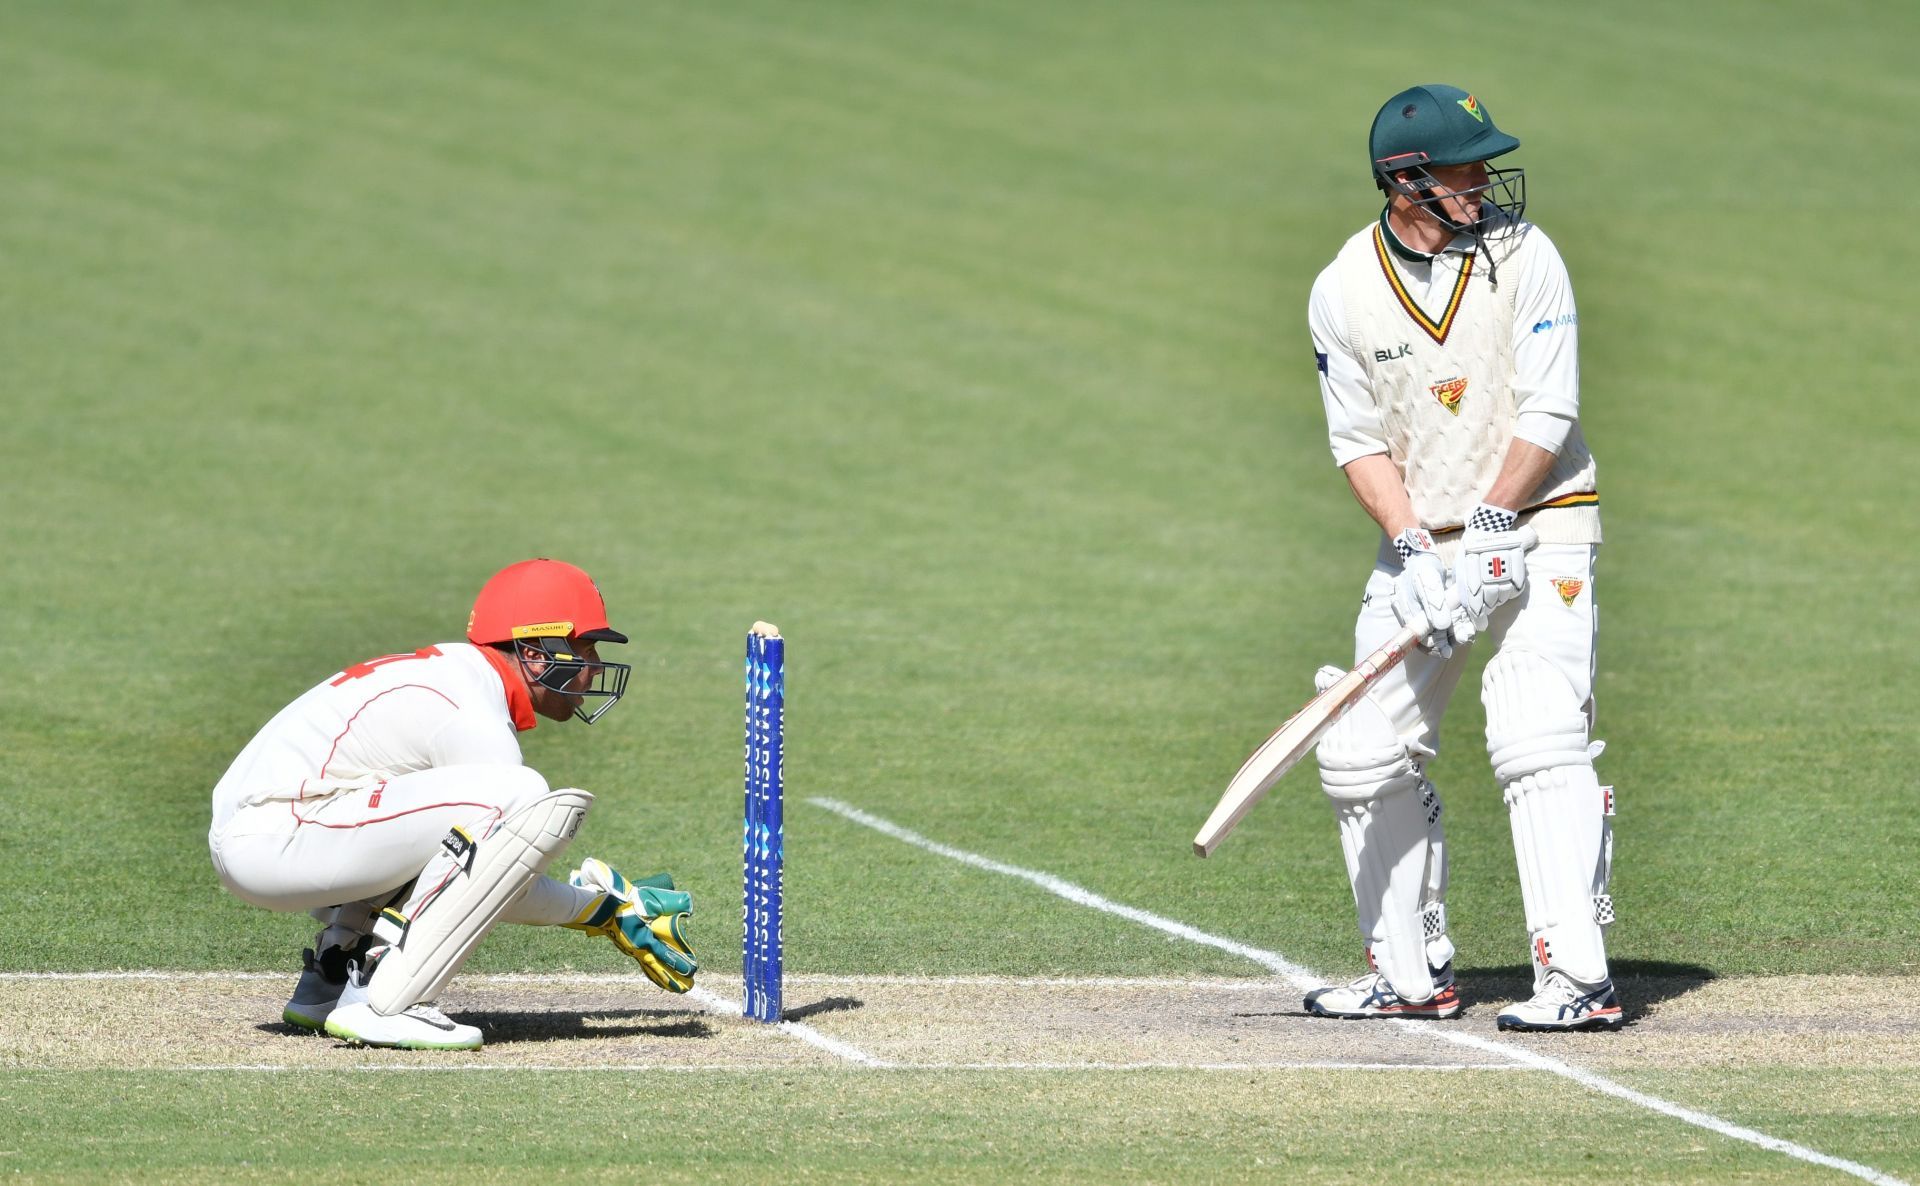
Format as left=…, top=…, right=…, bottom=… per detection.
left=209, top=764, right=554, bottom=913
left=1356, top=542, right=1598, bottom=750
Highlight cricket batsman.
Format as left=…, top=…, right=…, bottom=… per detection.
left=208, top=559, right=697, bottom=1050
left=1300, top=85, right=1622, bottom=1030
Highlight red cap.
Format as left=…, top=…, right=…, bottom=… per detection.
left=466, top=559, right=628, bottom=646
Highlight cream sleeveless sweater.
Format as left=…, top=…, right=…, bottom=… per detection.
left=1331, top=222, right=1600, bottom=544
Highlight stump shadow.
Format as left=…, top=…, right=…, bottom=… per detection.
left=781, top=995, right=863, bottom=1022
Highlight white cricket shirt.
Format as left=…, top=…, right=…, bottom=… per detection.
left=210, top=642, right=536, bottom=833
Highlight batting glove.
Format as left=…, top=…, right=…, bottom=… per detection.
left=1390, top=528, right=1457, bottom=658
left=1455, top=506, right=1538, bottom=629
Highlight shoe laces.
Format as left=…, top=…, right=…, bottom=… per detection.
left=1533, top=969, right=1596, bottom=1006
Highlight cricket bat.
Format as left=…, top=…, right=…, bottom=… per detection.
left=1192, top=621, right=1424, bottom=858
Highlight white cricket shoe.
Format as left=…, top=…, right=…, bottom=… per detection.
left=1304, top=962, right=1462, bottom=1020
left=1496, top=970, right=1625, bottom=1032
left=322, top=962, right=482, bottom=1051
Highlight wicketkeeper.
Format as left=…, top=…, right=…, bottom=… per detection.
left=208, top=559, right=697, bottom=1050
left=1300, top=85, right=1621, bottom=1030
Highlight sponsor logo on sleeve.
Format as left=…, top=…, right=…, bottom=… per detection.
left=1315, top=351, right=1328, bottom=374
left=1531, top=313, right=1579, bottom=334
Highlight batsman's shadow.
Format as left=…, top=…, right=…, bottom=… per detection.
left=1232, top=960, right=1717, bottom=1024
left=1463, top=959, right=1716, bottom=1023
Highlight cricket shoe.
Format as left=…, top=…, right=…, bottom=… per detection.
left=282, top=937, right=372, bottom=1031
left=322, top=962, right=482, bottom=1051
left=1496, top=971, right=1625, bottom=1032
left=1304, top=962, right=1462, bottom=1020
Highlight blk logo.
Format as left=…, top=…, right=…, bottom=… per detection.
left=1373, top=343, right=1413, bottom=363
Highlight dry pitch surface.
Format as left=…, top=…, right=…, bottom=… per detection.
left=2, top=972, right=1906, bottom=1074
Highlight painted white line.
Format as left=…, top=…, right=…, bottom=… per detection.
left=786, top=974, right=1279, bottom=990
left=0, top=971, right=285, bottom=981
left=807, top=798, right=1320, bottom=990
left=688, top=985, right=889, bottom=1068
left=1416, top=1026, right=1911, bottom=1186
left=96, top=1060, right=1530, bottom=1074
left=0, top=971, right=1280, bottom=990
left=906, top=1061, right=1526, bottom=1073
left=810, top=796, right=1911, bottom=1186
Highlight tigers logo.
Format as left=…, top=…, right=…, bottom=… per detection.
left=1430, top=377, right=1467, bottom=415
left=1551, top=578, right=1584, bottom=607
left=1458, top=94, right=1484, bottom=123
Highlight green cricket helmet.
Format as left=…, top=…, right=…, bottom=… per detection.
left=1369, top=84, right=1526, bottom=237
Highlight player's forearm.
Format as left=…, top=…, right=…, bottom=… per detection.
left=1482, top=438, right=1558, bottom=511
left=1341, top=453, right=1420, bottom=538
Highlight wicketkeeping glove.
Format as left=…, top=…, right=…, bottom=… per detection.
left=563, top=857, right=697, bottom=993
left=1455, top=507, right=1538, bottom=629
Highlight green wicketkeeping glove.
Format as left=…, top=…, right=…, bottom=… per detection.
left=562, top=857, right=697, bottom=992
left=568, top=857, right=693, bottom=919
left=613, top=911, right=697, bottom=993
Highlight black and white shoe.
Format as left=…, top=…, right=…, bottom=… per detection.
left=282, top=936, right=372, bottom=1031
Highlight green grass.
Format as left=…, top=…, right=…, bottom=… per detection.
left=6, top=1068, right=1914, bottom=1185
left=0, top=0, right=1914, bottom=1179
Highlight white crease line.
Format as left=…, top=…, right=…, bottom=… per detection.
left=0, top=971, right=1279, bottom=990
left=112, top=1060, right=1526, bottom=1074
left=0, top=971, right=285, bottom=981
left=807, top=799, right=1320, bottom=990
left=688, top=986, right=889, bottom=1068
left=906, top=1061, right=1526, bottom=1072
left=1416, top=1025, right=1911, bottom=1185
left=787, top=974, right=1280, bottom=989
left=810, top=796, right=1911, bottom=1186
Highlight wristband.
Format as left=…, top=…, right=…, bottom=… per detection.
left=1392, top=528, right=1437, bottom=561
left=1465, top=503, right=1519, bottom=533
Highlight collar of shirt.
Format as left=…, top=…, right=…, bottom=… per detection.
left=476, top=644, right=539, bottom=732
left=1377, top=206, right=1476, bottom=263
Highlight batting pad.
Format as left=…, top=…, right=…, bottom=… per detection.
left=1483, top=651, right=1608, bottom=985
left=1316, top=684, right=1439, bottom=999
left=368, top=789, right=593, bottom=1015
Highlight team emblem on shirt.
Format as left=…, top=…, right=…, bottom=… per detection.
left=1550, top=578, right=1584, bottom=607
left=1429, top=377, right=1467, bottom=415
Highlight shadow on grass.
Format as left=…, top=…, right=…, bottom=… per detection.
left=782, top=995, right=863, bottom=1022
left=1462, top=959, right=1717, bottom=1023
left=1230, top=960, right=1716, bottom=1025
left=256, top=1010, right=718, bottom=1042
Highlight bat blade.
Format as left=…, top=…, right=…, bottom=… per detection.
left=1192, top=623, right=1423, bottom=858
